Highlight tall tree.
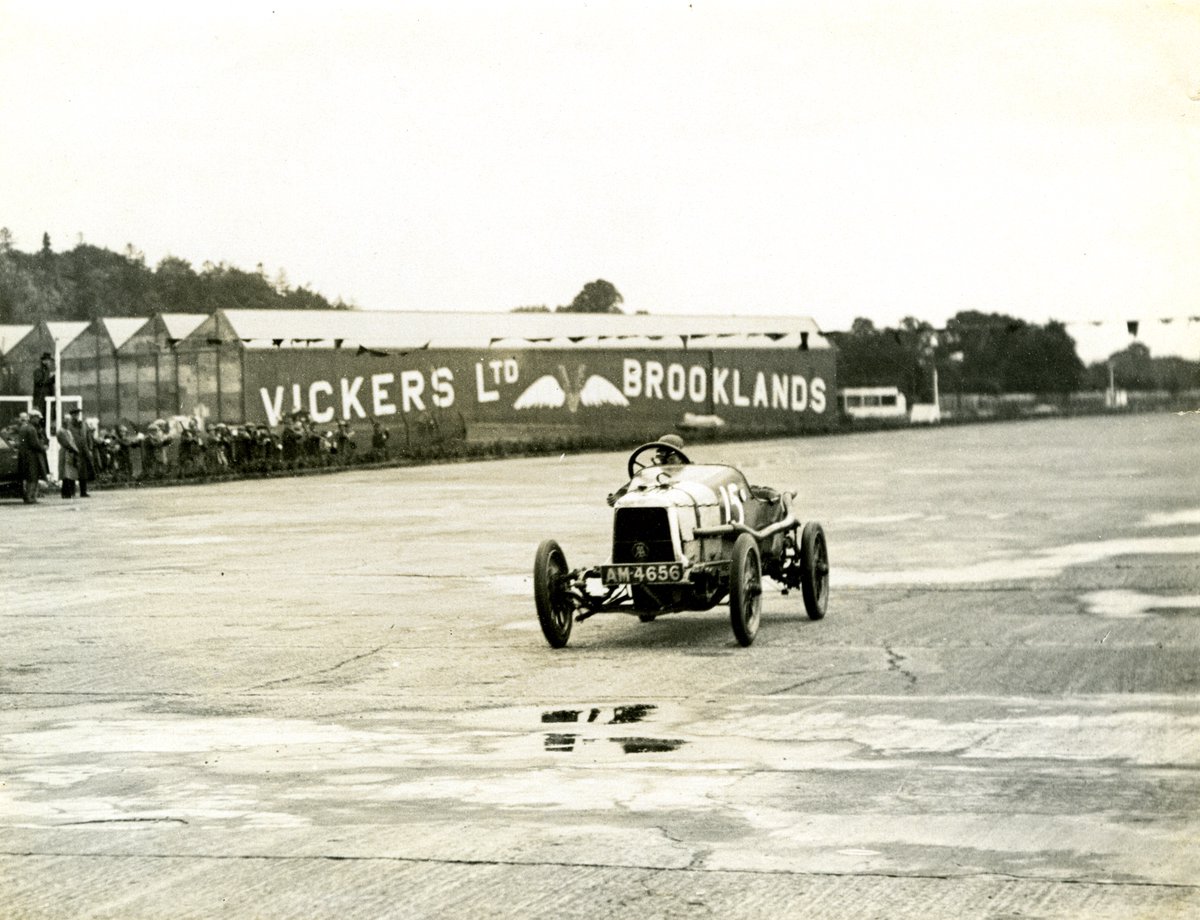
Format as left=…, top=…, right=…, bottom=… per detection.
left=559, top=279, right=623, bottom=314
left=826, top=317, right=925, bottom=402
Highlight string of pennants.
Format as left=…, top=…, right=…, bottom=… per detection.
left=1112, top=318, right=1200, bottom=337
left=957, top=316, right=1200, bottom=336
left=859, top=316, right=1200, bottom=345
left=486, top=331, right=804, bottom=347
left=202, top=314, right=1200, bottom=355
left=233, top=331, right=811, bottom=357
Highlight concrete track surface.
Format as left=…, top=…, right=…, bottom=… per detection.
left=2, top=413, right=1199, bottom=919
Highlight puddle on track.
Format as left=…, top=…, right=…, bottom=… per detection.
left=540, top=704, right=683, bottom=753
left=541, top=704, right=657, bottom=725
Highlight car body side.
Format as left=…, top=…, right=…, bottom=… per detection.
left=610, top=462, right=781, bottom=572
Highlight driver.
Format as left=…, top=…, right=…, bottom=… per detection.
left=607, top=433, right=688, bottom=506
left=651, top=433, right=687, bottom=465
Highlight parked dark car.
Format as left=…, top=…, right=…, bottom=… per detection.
left=0, top=431, right=22, bottom=497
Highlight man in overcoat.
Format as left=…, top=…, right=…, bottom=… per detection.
left=16, top=411, right=48, bottom=504
left=67, top=408, right=96, bottom=497
left=56, top=419, right=79, bottom=498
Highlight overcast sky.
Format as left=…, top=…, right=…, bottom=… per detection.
left=1, top=0, right=1197, bottom=362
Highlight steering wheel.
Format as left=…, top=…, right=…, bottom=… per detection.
left=627, top=441, right=692, bottom=479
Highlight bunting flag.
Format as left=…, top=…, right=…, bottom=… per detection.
left=395, top=341, right=431, bottom=357
left=356, top=345, right=389, bottom=357
left=800, top=332, right=809, bottom=351
left=333, top=338, right=344, bottom=348
left=1127, top=321, right=1139, bottom=336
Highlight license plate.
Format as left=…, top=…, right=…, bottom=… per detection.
left=600, top=562, right=685, bottom=585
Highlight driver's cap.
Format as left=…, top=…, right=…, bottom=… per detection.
left=658, top=433, right=684, bottom=449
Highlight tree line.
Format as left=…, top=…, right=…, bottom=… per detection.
left=3, top=234, right=1193, bottom=397
left=0, top=230, right=347, bottom=324
left=826, top=311, right=1197, bottom=400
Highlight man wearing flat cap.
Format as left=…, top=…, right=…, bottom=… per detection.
left=652, top=433, right=687, bottom=466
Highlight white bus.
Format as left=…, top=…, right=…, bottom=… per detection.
left=838, top=386, right=907, bottom=420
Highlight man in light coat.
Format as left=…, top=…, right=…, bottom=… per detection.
left=67, top=408, right=96, bottom=497
left=56, top=419, right=79, bottom=498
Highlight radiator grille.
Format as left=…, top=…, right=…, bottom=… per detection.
left=612, top=507, right=674, bottom=562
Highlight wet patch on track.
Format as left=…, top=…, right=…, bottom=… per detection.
left=540, top=704, right=682, bottom=753
left=1081, top=589, right=1200, bottom=619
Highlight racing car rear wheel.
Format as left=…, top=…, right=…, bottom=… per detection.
left=534, top=539, right=574, bottom=648
left=799, top=522, right=829, bottom=621
left=729, top=533, right=763, bottom=647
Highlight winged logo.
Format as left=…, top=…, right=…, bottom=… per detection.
left=512, top=364, right=629, bottom=413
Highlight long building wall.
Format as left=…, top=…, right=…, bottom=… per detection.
left=242, top=345, right=837, bottom=435
left=6, top=332, right=838, bottom=437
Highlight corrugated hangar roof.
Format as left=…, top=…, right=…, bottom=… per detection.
left=101, top=317, right=150, bottom=350
left=217, top=309, right=832, bottom=351
left=46, top=321, right=91, bottom=349
left=0, top=324, right=34, bottom=354
left=161, top=313, right=208, bottom=341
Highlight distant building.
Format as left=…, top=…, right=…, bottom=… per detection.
left=838, top=386, right=906, bottom=420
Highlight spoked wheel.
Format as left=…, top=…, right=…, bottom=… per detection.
left=729, top=533, right=763, bottom=647
left=534, top=539, right=575, bottom=648
left=799, top=522, right=829, bottom=621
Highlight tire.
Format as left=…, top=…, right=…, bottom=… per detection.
left=729, top=533, right=763, bottom=647
left=534, top=539, right=574, bottom=648
left=799, top=522, right=829, bottom=621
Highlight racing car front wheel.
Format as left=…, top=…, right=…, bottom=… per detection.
left=799, top=522, right=829, bottom=621
left=729, top=533, right=763, bottom=647
left=534, top=539, right=574, bottom=648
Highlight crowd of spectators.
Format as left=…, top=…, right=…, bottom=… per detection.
left=90, top=411, right=398, bottom=481
left=4, top=410, right=407, bottom=495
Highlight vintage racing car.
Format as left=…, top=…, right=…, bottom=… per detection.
left=533, top=440, right=829, bottom=648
